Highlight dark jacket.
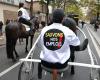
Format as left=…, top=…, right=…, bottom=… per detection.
left=0, top=21, right=3, bottom=29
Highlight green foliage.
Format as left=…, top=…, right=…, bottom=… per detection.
left=39, top=0, right=100, bottom=20
left=65, top=3, right=83, bottom=18
left=79, top=0, right=100, bottom=20
left=39, top=0, right=45, bottom=4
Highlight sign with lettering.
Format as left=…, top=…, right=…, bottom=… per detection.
left=44, top=29, right=65, bottom=51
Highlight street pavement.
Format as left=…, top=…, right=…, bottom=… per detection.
left=0, top=30, right=40, bottom=72
left=0, top=24, right=100, bottom=80
left=87, top=24, right=100, bottom=45
left=0, top=33, right=6, bottom=46
left=0, top=26, right=91, bottom=80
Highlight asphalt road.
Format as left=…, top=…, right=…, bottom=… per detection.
left=0, top=24, right=100, bottom=80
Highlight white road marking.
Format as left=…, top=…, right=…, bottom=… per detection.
left=77, top=26, right=94, bottom=65
left=0, top=26, right=99, bottom=78
left=0, top=62, right=21, bottom=77
left=87, top=27, right=100, bottom=57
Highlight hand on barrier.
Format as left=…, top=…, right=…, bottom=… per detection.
left=70, top=38, right=88, bottom=51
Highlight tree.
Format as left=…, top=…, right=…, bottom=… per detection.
left=39, top=0, right=46, bottom=13
left=79, top=0, right=100, bottom=20
left=30, top=0, right=33, bottom=17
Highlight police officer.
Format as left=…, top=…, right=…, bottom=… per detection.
left=18, top=2, right=33, bottom=33
left=37, top=9, right=88, bottom=79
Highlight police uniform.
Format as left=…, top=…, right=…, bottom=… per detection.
left=18, top=7, right=32, bottom=27
left=18, top=7, right=30, bottom=20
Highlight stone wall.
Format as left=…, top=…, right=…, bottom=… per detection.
left=0, top=3, right=18, bottom=24
left=0, top=1, right=47, bottom=24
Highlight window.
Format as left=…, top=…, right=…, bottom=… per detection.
left=6, top=0, right=14, bottom=4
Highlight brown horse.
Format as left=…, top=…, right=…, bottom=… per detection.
left=5, top=18, right=37, bottom=62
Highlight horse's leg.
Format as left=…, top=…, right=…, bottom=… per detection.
left=70, top=49, right=75, bottom=75
left=11, top=39, right=17, bottom=62
left=30, top=35, right=34, bottom=49
left=6, top=38, right=15, bottom=61
left=25, top=37, right=29, bottom=53
left=14, top=39, right=19, bottom=59
left=14, top=47, right=19, bottom=59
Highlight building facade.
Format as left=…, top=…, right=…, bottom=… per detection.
left=0, top=0, right=47, bottom=24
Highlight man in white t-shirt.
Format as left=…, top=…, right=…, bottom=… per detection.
left=18, top=3, right=33, bottom=32
left=37, top=9, right=88, bottom=79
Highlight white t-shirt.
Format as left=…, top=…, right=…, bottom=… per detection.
left=37, top=23, right=80, bottom=64
left=18, top=7, right=30, bottom=20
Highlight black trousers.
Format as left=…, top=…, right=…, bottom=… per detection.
left=18, top=17, right=32, bottom=26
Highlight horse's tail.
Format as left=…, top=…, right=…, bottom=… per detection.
left=6, top=37, right=13, bottom=59
left=5, top=22, right=19, bottom=59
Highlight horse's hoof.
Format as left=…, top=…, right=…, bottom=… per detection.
left=25, top=50, right=28, bottom=53
left=16, top=56, right=20, bottom=60
left=71, top=66, right=75, bottom=75
left=12, top=58, right=17, bottom=62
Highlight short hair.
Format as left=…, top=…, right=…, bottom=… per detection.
left=52, top=9, right=65, bottom=23
left=19, top=3, right=24, bottom=8
left=62, top=17, right=77, bottom=33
